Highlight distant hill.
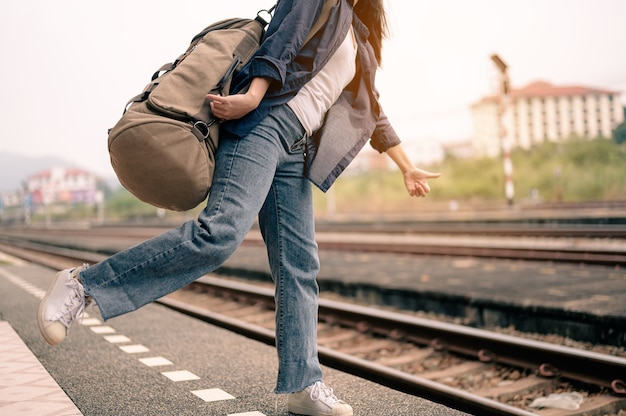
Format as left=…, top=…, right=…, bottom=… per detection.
left=0, top=152, right=104, bottom=193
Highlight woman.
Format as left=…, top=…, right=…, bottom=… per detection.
left=38, top=1, right=440, bottom=415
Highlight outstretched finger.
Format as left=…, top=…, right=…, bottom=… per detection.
left=426, top=171, right=442, bottom=179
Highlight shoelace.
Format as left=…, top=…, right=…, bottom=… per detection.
left=308, top=381, right=342, bottom=405
left=51, top=276, right=90, bottom=328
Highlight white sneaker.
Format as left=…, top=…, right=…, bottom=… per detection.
left=288, top=381, right=353, bottom=416
left=38, top=265, right=91, bottom=346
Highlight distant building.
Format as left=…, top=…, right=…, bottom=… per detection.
left=0, top=190, right=22, bottom=209
left=471, top=80, right=624, bottom=157
left=25, top=167, right=98, bottom=206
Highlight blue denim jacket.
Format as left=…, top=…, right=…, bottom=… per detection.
left=224, top=0, right=401, bottom=191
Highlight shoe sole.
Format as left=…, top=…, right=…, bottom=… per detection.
left=37, top=269, right=68, bottom=346
left=287, top=405, right=321, bottom=416
left=288, top=404, right=352, bottom=416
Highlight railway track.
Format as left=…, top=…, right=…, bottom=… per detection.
left=1, top=224, right=625, bottom=267
left=314, top=221, right=626, bottom=239
left=1, top=236, right=625, bottom=415
left=166, top=279, right=626, bottom=416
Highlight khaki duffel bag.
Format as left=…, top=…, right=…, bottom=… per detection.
left=108, top=15, right=268, bottom=211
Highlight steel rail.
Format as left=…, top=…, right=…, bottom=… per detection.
left=314, top=222, right=626, bottom=238
left=2, top=226, right=626, bottom=266
left=240, top=230, right=626, bottom=266
left=312, top=239, right=626, bottom=266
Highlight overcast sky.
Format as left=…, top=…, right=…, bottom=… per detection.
left=1, top=0, right=625, bottom=181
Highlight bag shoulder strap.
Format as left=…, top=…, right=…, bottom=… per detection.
left=304, top=0, right=338, bottom=45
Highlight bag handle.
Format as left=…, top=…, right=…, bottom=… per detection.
left=257, top=1, right=337, bottom=45
left=256, top=4, right=277, bottom=27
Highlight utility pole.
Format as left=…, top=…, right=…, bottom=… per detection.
left=490, top=54, right=514, bottom=207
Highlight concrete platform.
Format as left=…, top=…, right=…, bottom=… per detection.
left=0, top=321, right=82, bottom=416
left=0, top=256, right=469, bottom=416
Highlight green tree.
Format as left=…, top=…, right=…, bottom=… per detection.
left=614, top=121, right=626, bottom=145
left=613, top=107, right=626, bottom=144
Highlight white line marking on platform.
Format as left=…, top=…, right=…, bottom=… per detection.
left=192, top=388, right=236, bottom=402
left=0, top=252, right=27, bottom=265
left=80, top=318, right=102, bottom=326
left=0, top=266, right=256, bottom=412
left=139, top=357, right=173, bottom=367
left=103, top=335, right=131, bottom=344
left=161, top=370, right=200, bottom=382
left=90, top=326, right=116, bottom=334
left=0, top=269, right=45, bottom=299
left=119, top=344, right=150, bottom=354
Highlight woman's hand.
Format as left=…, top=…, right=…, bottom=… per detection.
left=206, top=92, right=258, bottom=121
left=402, top=167, right=441, bottom=197
left=206, top=77, right=271, bottom=121
left=385, top=144, right=441, bottom=197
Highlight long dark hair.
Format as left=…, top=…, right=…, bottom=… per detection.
left=353, top=0, right=388, bottom=66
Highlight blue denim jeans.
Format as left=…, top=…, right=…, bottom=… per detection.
left=80, top=104, right=323, bottom=393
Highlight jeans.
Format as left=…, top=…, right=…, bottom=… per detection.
left=80, top=104, right=323, bottom=393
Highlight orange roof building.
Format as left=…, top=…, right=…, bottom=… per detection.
left=471, top=81, right=624, bottom=157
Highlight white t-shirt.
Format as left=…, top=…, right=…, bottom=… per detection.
left=288, top=27, right=357, bottom=136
